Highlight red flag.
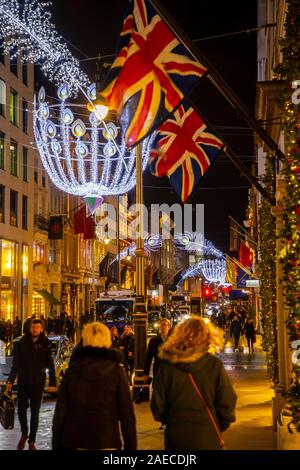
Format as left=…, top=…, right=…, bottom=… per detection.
left=73, top=207, right=86, bottom=234
left=73, top=206, right=95, bottom=239
left=83, top=215, right=95, bottom=240
left=238, top=240, right=253, bottom=268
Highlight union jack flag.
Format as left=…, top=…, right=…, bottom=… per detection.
left=149, top=103, right=224, bottom=202
left=100, top=0, right=207, bottom=147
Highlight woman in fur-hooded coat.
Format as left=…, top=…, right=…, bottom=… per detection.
left=150, top=316, right=237, bottom=450
left=52, top=322, right=137, bottom=450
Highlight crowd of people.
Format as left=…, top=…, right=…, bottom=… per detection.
left=0, top=317, right=22, bottom=343
left=5, top=315, right=237, bottom=451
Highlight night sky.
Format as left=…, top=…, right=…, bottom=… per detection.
left=48, top=0, right=257, bottom=253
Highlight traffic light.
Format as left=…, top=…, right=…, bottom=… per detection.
left=203, top=286, right=212, bottom=299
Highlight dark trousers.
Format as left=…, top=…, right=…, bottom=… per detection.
left=124, top=358, right=134, bottom=384
left=17, top=385, right=44, bottom=443
left=233, top=334, right=240, bottom=350
left=246, top=336, right=254, bottom=352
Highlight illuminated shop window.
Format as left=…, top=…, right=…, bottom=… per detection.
left=0, top=239, right=18, bottom=321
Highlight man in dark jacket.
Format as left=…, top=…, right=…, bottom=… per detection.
left=6, top=319, right=56, bottom=450
left=120, top=325, right=135, bottom=385
left=144, top=318, right=171, bottom=380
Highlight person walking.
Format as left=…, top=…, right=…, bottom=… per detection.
left=6, top=319, right=56, bottom=450
left=111, top=326, right=122, bottom=350
left=144, top=318, right=171, bottom=381
left=120, top=325, right=135, bottom=385
left=150, top=316, right=237, bottom=450
left=230, top=315, right=242, bottom=352
left=242, top=317, right=256, bottom=354
left=12, top=316, right=22, bottom=338
left=4, top=320, right=13, bottom=343
left=52, top=322, right=137, bottom=450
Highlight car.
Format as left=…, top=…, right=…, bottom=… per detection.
left=147, top=311, right=161, bottom=337
left=0, top=335, right=74, bottom=394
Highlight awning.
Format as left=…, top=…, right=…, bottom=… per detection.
left=33, top=289, right=61, bottom=305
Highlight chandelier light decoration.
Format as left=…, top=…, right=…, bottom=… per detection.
left=33, top=84, right=154, bottom=197
left=0, top=0, right=153, bottom=198
left=174, top=232, right=223, bottom=257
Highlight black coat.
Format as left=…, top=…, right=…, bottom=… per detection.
left=52, top=346, right=137, bottom=450
left=230, top=319, right=242, bottom=338
left=243, top=321, right=255, bottom=339
left=120, top=333, right=135, bottom=360
left=144, top=334, right=165, bottom=377
left=151, top=353, right=237, bottom=450
left=7, top=333, right=56, bottom=388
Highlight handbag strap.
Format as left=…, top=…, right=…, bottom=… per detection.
left=187, top=372, right=224, bottom=448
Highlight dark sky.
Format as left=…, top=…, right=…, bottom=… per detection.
left=49, top=0, right=257, bottom=253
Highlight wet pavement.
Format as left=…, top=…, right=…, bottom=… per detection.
left=0, top=351, right=274, bottom=450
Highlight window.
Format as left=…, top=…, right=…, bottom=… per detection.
left=10, top=47, right=18, bottom=76
left=42, top=172, right=46, bottom=187
left=22, top=147, right=28, bottom=181
left=33, top=241, right=45, bottom=264
left=22, top=98, right=28, bottom=133
left=0, top=132, right=5, bottom=170
left=10, top=140, right=18, bottom=176
left=9, top=89, right=18, bottom=125
left=0, top=185, right=5, bottom=223
left=22, top=53, right=28, bottom=85
left=0, top=79, right=6, bottom=117
left=34, top=157, right=38, bottom=183
left=10, top=190, right=18, bottom=227
left=22, top=195, right=28, bottom=230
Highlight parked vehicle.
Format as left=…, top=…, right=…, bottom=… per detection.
left=0, top=335, right=73, bottom=393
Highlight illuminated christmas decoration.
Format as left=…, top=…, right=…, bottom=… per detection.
left=179, top=258, right=226, bottom=285
left=174, top=232, right=223, bottom=257
left=33, top=87, right=154, bottom=197
left=0, top=0, right=89, bottom=95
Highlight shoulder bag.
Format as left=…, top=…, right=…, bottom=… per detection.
left=187, top=372, right=224, bottom=448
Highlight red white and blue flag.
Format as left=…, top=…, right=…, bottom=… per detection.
left=100, top=0, right=207, bottom=147
left=149, top=103, right=224, bottom=202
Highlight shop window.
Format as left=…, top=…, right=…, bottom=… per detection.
left=0, top=239, right=17, bottom=321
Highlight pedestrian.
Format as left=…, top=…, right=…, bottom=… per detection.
left=83, top=310, right=90, bottom=325
left=144, top=318, right=171, bottom=381
left=120, top=325, right=135, bottom=385
left=6, top=318, right=56, bottom=450
left=150, top=316, right=237, bottom=450
left=242, top=317, right=256, bottom=354
left=12, top=316, right=22, bottom=338
left=4, top=320, right=13, bottom=343
left=111, top=326, right=122, bottom=349
left=54, top=313, right=62, bottom=335
left=230, top=315, right=242, bottom=352
left=0, top=318, right=5, bottom=342
left=52, top=322, right=137, bottom=450
left=65, top=315, right=74, bottom=340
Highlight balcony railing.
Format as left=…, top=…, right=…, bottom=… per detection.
left=34, top=214, right=49, bottom=232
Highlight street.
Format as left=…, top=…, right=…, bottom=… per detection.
left=0, top=351, right=274, bottom=450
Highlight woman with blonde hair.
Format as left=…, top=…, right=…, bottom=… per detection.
left=150, top=316, right=237, bottom=450
left=52, top=322, right=137, bottom=450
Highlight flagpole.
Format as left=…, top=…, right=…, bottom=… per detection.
left=149, top=0, right=285, bottom=165
left=132, top=143, right=149, bottom=400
